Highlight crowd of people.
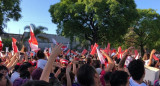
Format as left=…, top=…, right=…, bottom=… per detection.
left=0, top=44, right=160, bottom=86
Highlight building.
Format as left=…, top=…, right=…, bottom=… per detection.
left=1, top=33, right=22, bottom=42
left=0, top=32, right=81, bottom=51
left=22, top=32, right=79, bottom=50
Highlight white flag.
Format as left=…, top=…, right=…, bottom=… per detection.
left=52, top=38, right=57, bottom=45
left=96, top=48, right=105, bottom=64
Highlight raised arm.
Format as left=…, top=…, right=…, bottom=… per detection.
left=6, top=53, right=18, bottom=68
left=66, top=64, right=72, bottom=86
left=118, top=47, right=134, bottom=70
left=147, top=49, right=156, bottom=66
left=101, top=50, right=114, bottom=72
left=72, top=59, right=78, bottom=75
left=40, top=44, right=63, bottom=82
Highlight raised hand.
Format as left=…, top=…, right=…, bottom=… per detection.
left=40, top=44, right=63, bottom=82
left=151, top=49, right=156, bottom=55
left=66, top=64, right=71, bottom=73
left=50, top=44, right=63, bottom=59
left=126, top=47, right=134, bottom=55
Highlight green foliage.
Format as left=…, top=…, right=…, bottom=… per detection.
left=0, top=0, right=21, bottom=34
left=49, top=0, right=138, bottom=46
left=2, top=38, right=12, bottom=51
left=124, top=9, right=160, bottom=56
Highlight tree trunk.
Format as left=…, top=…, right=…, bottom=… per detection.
left=140, top=44, right=144, bottom=59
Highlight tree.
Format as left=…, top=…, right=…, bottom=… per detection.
left=2, top=38, right=12, bottom=51
left=23, top=24, right=49, bottom=43
left=0, top=0, right=21, bottom=34
left=49, top=0, right=138, bottom=45
left=124, top=9, right=160, bottom=57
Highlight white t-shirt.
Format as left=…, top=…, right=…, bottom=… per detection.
left=10, top=71, right=20, bottom=83
left=129, top=77, right=147, bottom=86
left=144, top=60, right=150, bottom=66
left=96, top=68, right=102, bottom=75
left=37, top=59, right=47, bottom=69
left=111, top=53, right=116, bottom=57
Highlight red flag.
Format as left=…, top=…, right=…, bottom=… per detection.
left=81, top=49, right=88, bottom=55
left=118, top=46, right=122, bottom=53
left=91, top=45, right=93, bottom=50
left=61, top=45, right=67, bottom=50
left=107, top=43, right=110, bottom=50
left=117, top=53, right=123, bottom=59
left=64, top=42, right=69, bottom=51
left=153, top=54, right=159, bottom=61
left=111, top=49, right=116, bottom=54
left=71, top=50, right=78, bottom=55
left=0, top=37, right=3, bottom=51
left=134, top=50, right=138, bottom=58
left=107, top=43, right=110, bottom=51
left=90, top=43, right=99, bottom=55
left=65, top=49, right=70, bottom=55
left=117, top=46, right=122, bottom=59
left=28, top=25, right=38, bottom=51
left=12, top=37, right=18, bottom=53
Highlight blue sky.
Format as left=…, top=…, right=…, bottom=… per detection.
left=4, top=0, right=160, bottom=34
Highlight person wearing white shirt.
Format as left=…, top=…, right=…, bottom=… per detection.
left=128, top=60, right=147, bottom=86
left=36, top=50, right=47, bottom=69
left=10, top=71, right=20, bottom=83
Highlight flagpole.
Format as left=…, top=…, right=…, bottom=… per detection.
left=70, top=41, right=71, bottom=56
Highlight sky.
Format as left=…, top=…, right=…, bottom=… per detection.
left=4, top=0, right=160, bottom=34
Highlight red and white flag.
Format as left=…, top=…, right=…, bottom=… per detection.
left=52, top=38, right=69, bottom=51
left=28, top=25, right=39, bottom=51
left=105, top=43, right=110, bottom=55
left=65, top=49, right=70, bottom=55
left=134, top=50, right=139, bottom=60
left=0, top=37, right=3, bottom=51
left=97, top=48, right=105, bottom=64
left=90, top=43, right=99, bottom=55
left=81, top=49, right=88, bottom=55
left=12, top=37, right=18, bottom=53
left=118, top=46, right=123, bottom=59
left=71, top=50, right=78, bottom=55
left=61, top=42, right=69, bottom=51
left=60, top=59, right=69, bottom=64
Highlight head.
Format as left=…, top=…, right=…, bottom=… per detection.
left=93, top=60, right=101, bottom=68
left=77, top=64, right=100, bottom=86
left=86, top=58, right=93, bottom=65
left=20, top=70, right=30, bottom=79
left=31, top=67, right=43, bottom=80
left=22, top=80, right=52, bottom=86
left=13, top=64, right=20, bottom=72
left=128, top=59, right=145, bottom=81
left=13, top=78, right=29, bottom=86
left=19, top=64, right=28, bottom=73
left=37, top=50, right=45, bottom=59
left=104, top=72, right=112, bottom=86
left=110, top=71, right=129, bottom=86
left=23, top=62, right=35, bottom=74
left=0, top=73, right=7, bottom=86
left=0, top=65, right=8, bottom=76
